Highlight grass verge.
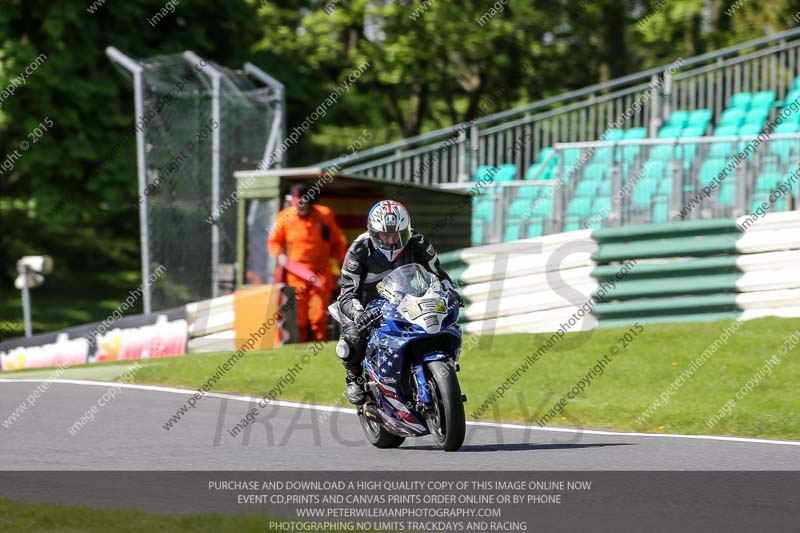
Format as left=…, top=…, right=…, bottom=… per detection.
left=6, top=317, right=800, bottom=440
left=0, top=497, right=303, bottom=533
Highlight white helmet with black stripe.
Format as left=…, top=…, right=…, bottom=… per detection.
left=367, top=200, right=411, bottom=261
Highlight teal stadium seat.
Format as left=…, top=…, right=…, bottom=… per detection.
left=717, top=180, right=736, bottom=206
left=657, top=126, right=682, bottom=139
left=750, top=91, right=776, bottom=110
left=709, top=126, right=738, bottom=158
left=494, top=164, right=517, bottom=181
left=719, top=108, right=746, bottom=127
left=509, top=199, right=530, bottom=218
left=624, top=127, right=647, bottom=140
left=756, top=172, right=781, bottom=193
left=516, top=184, right=539, bottom=198
left=584, top=163, right=607, bottom=181
left=793, top=76, right=800, bottom=90
left=471, top=220, right=484, bottom=246
left=769, top=123, right=800, bottom=160
left=601, top=129, right=625, bottom=142
left=744, top=108, right=768, bottom=127
left=700, top=158, right=727, bottom=184
left=730, top=92, right=752, bottom=110
left=525, top=218, right=544, bottom=238
left=668, top=110, right=690, bottom=128
left=536, top=147, right=554, bottom=163
left=652, top=197, right=669, bottom=223
left=526, top=163, right=551, bottom=180
left=688, top=109, right=713, bottom=129
left=503, top=224, right=521, bottom=242
left=575, top=180, right=597, bottom=197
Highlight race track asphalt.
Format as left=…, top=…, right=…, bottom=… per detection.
left=1, top=380, right=798, bottom=471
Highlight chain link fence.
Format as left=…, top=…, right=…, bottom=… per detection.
left=108, top=49, right=284, bottom=312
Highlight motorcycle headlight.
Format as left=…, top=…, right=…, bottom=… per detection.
left=404, top=298, right=447, bottom=320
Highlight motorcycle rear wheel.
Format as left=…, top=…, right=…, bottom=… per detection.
left=358, top=408, right=405, bottom=449
left=425, top=361, right=466, bottom=452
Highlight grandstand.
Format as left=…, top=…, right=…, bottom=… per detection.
left=319, top=28, right=800, bottom=247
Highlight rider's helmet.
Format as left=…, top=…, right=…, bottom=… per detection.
left=367, top=200, right=412, bottom=261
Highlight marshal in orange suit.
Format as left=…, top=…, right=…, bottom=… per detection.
left=268, top=184, right=347, bottom=342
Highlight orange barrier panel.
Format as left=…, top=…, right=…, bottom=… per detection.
left=233, top=284, right=287, bottom=351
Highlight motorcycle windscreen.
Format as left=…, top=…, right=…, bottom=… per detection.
left=379, top=263, right=440, bottom=303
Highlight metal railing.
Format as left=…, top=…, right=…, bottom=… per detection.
left=319, top=27, right=800, bottom=185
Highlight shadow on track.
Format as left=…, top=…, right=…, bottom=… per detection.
left=397, top=442, right=636, bottom=452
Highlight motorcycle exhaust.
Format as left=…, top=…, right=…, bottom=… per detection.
left=360, top=403, right=382, bottom=421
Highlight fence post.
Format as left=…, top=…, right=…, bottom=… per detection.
left=611, top=143, right=622, bottom=226
left=457, top=129, right=468, bottom=182
left=648, top=74, right=661, bottom=138
left=106, top=47, right=152, bottom=315
left=185, top=51, right=222, bottom=299
left=470, top=125, right=480, bottom=181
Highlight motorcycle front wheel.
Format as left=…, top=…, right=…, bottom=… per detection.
left=424, top=361, right=466, bottom=452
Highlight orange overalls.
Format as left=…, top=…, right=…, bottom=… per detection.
left=268, top=204, right=346, bottom=342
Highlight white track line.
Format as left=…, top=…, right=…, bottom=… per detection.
left=3, top=378, right=800, bottom=447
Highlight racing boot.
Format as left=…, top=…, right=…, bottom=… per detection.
left=345, top=366, right=366, bottom=405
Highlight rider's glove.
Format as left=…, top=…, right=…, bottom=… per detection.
left=446, top=289, right=464, bottom=309
left=355, top=308, right=382, bottom=329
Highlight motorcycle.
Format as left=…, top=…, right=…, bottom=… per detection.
left=329, top=263, right=466, bottom=452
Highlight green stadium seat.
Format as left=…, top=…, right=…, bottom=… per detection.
left=624, top=127, right=647, bottom=140
left=751, top=91, right=776, bottom=110
left=730, top=92, right=752, bottom=110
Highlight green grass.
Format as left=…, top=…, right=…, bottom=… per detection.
left=0, top=497, right=305, bottom=533
left=8, top=317, right=800, bottom=440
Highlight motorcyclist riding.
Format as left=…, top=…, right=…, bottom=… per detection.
left=335, top=199, right=462, bottom=405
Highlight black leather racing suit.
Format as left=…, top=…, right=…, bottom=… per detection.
left=335, top=230, right=454, bottom=368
